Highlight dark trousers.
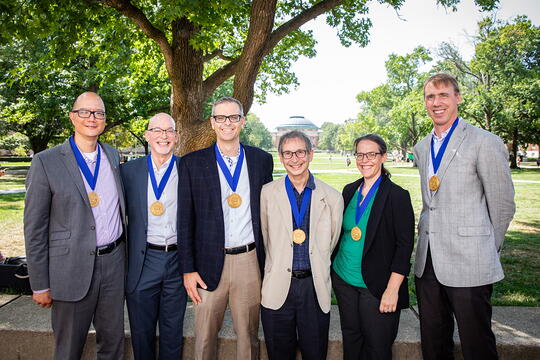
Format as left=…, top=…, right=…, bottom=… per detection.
left=261, top=276, right=330, bottom=360
left=415, top=249, right=498, bottom=360
left=52, top=241, right=125, bottom=360
left=331, top=269, right=400, bottom=360
left=126, top=248, right=187, bottom=360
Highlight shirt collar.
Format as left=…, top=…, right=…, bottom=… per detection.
left=431, top=117, right=460, bottom=141
left=151, top=153, right=174, bottom=172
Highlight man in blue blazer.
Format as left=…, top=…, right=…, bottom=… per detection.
left=121, top=113, right=187, bottom=359
left=179, top=97, right=273, bottom=360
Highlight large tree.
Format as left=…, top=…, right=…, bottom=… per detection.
left=1, top=0, right=499, bottom=154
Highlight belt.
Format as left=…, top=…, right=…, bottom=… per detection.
left=224, top=242, right=255, bottom=255
left=96, top=236, right=124, bottom=256
left=147, top=243, right=178, bottom=252
left=292, top=269, right=312, bottom=279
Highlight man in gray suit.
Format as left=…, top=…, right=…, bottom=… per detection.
left=24, top=92, right=126, bottom=359
left=413, top=73, right=515, bottom=360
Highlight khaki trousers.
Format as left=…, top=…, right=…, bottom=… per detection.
left=195, top=249, right=261, bottom=360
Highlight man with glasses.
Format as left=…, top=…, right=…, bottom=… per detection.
left=414, top=73, right=515, bottom=359
left=24, top=92, right=126, bottom=359
left=179, top=97, right=273, bottom=359
left=259, top=130, right=343, bottom=359
left=120, top=113, right=187, bottom=359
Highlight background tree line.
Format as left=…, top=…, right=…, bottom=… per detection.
left=319, top=16, right=539, bottom=168
left=0, top=0, right=497, bottom=155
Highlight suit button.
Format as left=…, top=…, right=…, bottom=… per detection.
left=430, top=207, right=434, bottom=211
left=141, top=250, right=145, bottom=254
left=287, top=268, right=291, bottom=272
left=90, top=250, right=96, bottom=255
left=90, top=226, right=96, bottom=230
left=425, top=231, right=429, bottom=235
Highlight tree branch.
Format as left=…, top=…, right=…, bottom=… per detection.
left=203, top=48, right=235, bottom=62
left=99, top=0, right=174, bottom=73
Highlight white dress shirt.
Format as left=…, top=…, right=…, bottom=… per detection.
left=147, top=154, right=178, bottom=246
left=216, top=147, right=255, bottom=248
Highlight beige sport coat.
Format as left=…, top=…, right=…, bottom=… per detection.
left=260, top=176, right=343, bottom=313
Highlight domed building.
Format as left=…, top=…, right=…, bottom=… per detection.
left=272, top=116, right=320, bottom=148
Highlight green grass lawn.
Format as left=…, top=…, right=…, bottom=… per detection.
left=1, top=152, right=538, bottom=305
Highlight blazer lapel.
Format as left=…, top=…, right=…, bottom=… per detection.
left=275, top=177, right=293, bottom=235
left=207, top=145, right=224, bottom=217
left=244, top=145, right=259, bottom=220
left=140, top=156, right=149, bottom=228
left=60, top=140, right=91, bottom=208
left=101, top=142, right=127, bottom=220
left=363, top=176, right=391, bottom=255
left=309, top=180, right=326, bottom=253
left=434, top=119, right=467, bottom=191
left=419, top=135, right=432, bottom=201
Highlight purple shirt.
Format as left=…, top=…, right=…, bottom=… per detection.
left=80, top=145, right=123, bottom=246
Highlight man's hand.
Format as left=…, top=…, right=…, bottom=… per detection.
left=183, top=272, right=207, bottom=305
left=33, top=291, right=53, bottom=308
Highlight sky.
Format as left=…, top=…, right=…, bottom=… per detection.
left=250, top=0, right=540, bottom=130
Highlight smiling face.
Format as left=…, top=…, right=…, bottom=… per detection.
left=210, top=101, right=245, bottom=143
left=69, top=92, right=106, bottom=141
left=424, top=81, right=462, bottom=133
left=279, top=136, right=314, bottom=179
left=145, top=113, right=178, bottom=157
left=355, top=139, right=387, bottom=181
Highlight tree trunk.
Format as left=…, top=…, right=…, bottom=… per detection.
left=510, top=127, right=519, bottom=169
left=28, top=135, right=49, bottom=155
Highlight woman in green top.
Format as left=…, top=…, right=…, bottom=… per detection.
left=331, top=134, right=414, bottom=360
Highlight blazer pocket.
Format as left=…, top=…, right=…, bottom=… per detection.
left=50, top=231, right=71, bottom=241
left=49, top=247, right=69, bottom=257
left=458, top=226, right=490, bottom=237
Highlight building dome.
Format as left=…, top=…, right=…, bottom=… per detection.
left=276, top=116, right=319, bottom=130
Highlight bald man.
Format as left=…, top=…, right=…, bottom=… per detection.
left=121, top=113, right=187, bottom=359
left=24, top=92, right=127, bottom=359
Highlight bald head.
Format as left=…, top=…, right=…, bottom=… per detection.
left=148, top=113, right=175, bottom=130
left=72, top=92, right=105, bottom=111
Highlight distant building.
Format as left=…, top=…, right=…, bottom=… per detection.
left=272, top=116, right=320, bottom=148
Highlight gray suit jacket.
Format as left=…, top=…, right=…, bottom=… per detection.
left=413, top=119, right=515, bottom=287
left=24, top=140, right=126, bottom=301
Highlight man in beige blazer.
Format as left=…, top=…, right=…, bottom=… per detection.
left=260, top=130, right=343, bottom=360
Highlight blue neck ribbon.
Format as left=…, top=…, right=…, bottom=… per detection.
left=147, top=154, right=176, bottom=201
left=355, top=175, right=382, bottom=224
left=285, top=176, right=312, bottom=229
left=69, top=136, right=101, bottom=191
left=214, top=144, right=244, bottom=192
left=431, top=118, right=459, bottom=174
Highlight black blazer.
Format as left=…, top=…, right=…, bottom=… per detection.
left=120, top=155, right=182, bottom=293
left=178, top=143, right=274, bottom=291
left=332, top=175, right=414, bottom=309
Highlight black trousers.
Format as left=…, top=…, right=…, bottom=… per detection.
left=415, top=249, right=498, bottom=360
left=331, top=269, right=400, bottom=360
left=261, top=276, right=330, bottom=360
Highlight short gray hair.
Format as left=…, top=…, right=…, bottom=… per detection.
left=211, top=97, right=244, bottom=116
left=278, top=130, right=312, bottom=153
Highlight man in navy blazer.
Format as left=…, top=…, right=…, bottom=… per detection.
left=121, top=113, right=187, bottom=359
left=179, top=97, right=273, bottom=360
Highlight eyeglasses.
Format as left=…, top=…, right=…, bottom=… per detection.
left=147, top=127, right=177, bottom=136
left=354, top=152, right=381, bottom=161
left=212, top=114, right=243, bottom=123
left=72, top=109, right=106, bottom=120
left=281, top=150, right=308, bottom=159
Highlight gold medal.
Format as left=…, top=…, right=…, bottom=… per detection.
left=292, top=229, right=306, bottom=244
left=351, top=226, right=362, bottom=241
left=150, top=201, right=165, bottom=216
left=88, top=192, right=100, bottom=208
left=429, top=175, right=440, bottom=191
left=227, top=193, right=242, bottom=208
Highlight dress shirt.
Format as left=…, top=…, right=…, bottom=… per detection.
left=147, top=154, right=178, bottom=246
left=217, top=146, right=255, bottom=249
left=291, top=173, right=315, bottom=271
left=80, top=145, right=123, bottom=246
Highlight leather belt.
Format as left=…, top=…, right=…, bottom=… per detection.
left=292, top=269, right=312, bottom=279
left=147, top=243, right=178, bottom=252
left=224, top=242, right=255, bottom=255
left=96, top=236, right=124, bottom=256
